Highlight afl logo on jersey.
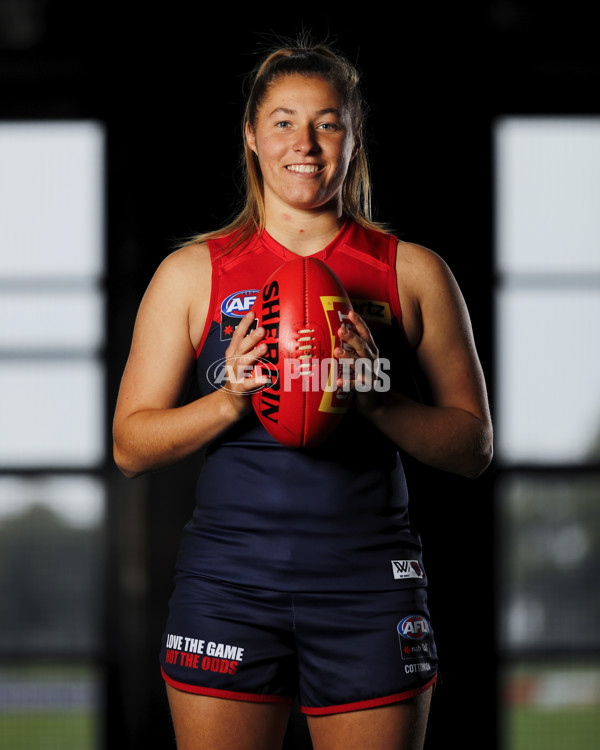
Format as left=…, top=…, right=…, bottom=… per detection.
left=397, top=615, right=430, bottom=640
left=220, top=289, right=260, bottom=340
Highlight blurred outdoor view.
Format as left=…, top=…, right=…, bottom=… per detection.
left=0, top=122, right=105, bottom=749
left=495, top=117, right=600, bottom=749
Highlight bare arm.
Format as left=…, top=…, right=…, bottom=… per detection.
left=113, top=244, right=267, bottom=478
left=337, top=242, right=493, bottom=478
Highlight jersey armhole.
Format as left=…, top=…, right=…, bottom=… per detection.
left=388, top=236, right=404, bottom=325
left=195, top=242, right=219, bottom=358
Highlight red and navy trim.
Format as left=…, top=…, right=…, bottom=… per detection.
left=301, top=674, right=438, bottom=716
left=161, top=668, right=294, bottom=706
left=162, top=668, right=437, bottom=714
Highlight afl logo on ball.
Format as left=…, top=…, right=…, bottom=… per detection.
left=397, top=615, right=430, bottom=640
left=220, top=289, right=259, bottom=340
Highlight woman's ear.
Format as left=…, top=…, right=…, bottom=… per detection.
left=352, top=127, right=363, bottom=160
left=245, top=121, right=257, bottom=155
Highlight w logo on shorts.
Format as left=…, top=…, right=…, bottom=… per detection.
left=391, top=560, right=424, bottom=580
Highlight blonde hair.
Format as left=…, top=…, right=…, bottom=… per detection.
left=190, top=41, right=386, bottom=253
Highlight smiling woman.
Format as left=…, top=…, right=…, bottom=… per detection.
left=113, top=38, right=492, bottom=750
left=244, top=76, right=357, bottom=228
left=180, top=44, right=383, bottom=258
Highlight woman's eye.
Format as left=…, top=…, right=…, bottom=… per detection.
left=274, top=121, right=291, bottom=129
left=318, top=122, right=338, bottom=131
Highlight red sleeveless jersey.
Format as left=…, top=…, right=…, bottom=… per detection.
left=176, top=220, right=426, bottom=592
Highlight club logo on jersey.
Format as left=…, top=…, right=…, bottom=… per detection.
left=397, top=616, right=433, bottom=664
left=220, top=289, right=260, bottom=340
left=391, top=560, right=424, bottom=580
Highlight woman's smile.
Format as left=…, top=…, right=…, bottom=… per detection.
left=284, top=163, right=324, bottom=174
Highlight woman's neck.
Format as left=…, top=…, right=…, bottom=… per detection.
left=263, top=202, right=345, bottom=256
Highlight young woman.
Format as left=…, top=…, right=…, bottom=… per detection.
left=113, top=42, right=493, bottom=750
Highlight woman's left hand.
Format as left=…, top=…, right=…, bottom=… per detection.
left=334, top=310, right=381, bottom=413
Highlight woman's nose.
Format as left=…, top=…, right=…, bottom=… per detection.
left=294, top=125, right=319, bottom=154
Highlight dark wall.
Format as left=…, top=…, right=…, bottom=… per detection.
left=2, top=3, right=599, bottom=748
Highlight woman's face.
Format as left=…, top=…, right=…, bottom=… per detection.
left=246, top=74, right=358, bottom=217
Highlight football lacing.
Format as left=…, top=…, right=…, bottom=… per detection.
left=297, top=329, right=315, bottom=376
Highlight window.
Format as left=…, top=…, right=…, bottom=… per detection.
left=494, top=117, right=600, bottom=750
left=0, top=121, right=105, bottom=750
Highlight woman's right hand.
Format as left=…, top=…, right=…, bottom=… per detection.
left=218, top=311, right=269, bottom=416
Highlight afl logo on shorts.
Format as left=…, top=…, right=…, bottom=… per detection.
left=397, top=615, right=430, bottom=640
left=397, top=615, right=433, bottom=663
left=220, top=289, right=259, bottom=340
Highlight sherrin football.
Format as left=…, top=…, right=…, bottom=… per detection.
left=250, top=257, right=354, bottom=448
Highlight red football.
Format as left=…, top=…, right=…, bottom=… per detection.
left=250, top=257, right=354, bottom=448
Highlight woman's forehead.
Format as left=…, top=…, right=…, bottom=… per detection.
left=259, top=74, right=346, bottom=114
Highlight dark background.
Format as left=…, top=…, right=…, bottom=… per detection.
left=1, top=2, right=598, bottom=747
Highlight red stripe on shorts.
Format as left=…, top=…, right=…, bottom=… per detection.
left=300, top=674, right=438, bottom=716
left=161, top=668, right=294, bottom=705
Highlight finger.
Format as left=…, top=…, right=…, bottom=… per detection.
left=337, top=324, right=368, bottom=357
left=347, top=310, right=377, bottom=347
left=222, top=353, right=272, bottom=395
left=224, top=343, right=269, bottom=392
left=233, top=369, right=271, bottom=393
left=232, top=311, right=266, bottom=344
left=339, top=315, right=380, bottom=361
left=335, top=363, right=376, bottom=393
left=334, top=346, right=356, bottom=365
left=230, top=310, right=256, bottom=340
left=228, top=313, right=266, bottom=356
left=241, top=330, right=267, bottom=356
left=336, top=358, right=356, bottom=392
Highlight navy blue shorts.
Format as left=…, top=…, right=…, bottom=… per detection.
left=160, top=574, right=438, bottom=715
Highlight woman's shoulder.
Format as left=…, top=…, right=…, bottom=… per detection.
left=150, top=241, right=212, bottom=292
left=395, top=239, right=457, bottom=293
left=396, top=238, right=448, bottom=269
left=395, top=240, right=463, bottom=348
left=161, top=240, right=211, bottom=270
